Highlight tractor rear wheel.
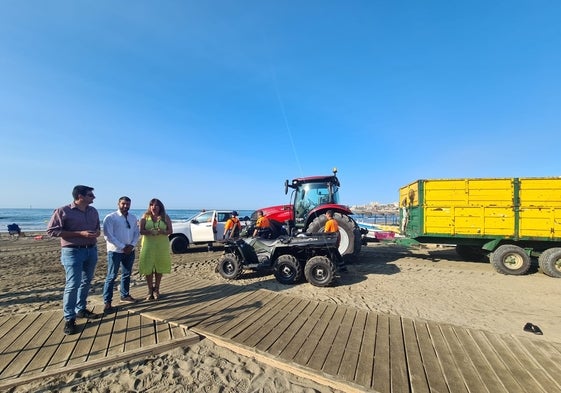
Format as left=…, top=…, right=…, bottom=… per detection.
left=304, top=256, right=336, bottom=287
left=307, top=213, right=359, bottom=261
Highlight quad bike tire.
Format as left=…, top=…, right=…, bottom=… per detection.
left=217, top=254, right=243, bottom=280
left=304, top=256, right=336, bottom=287
left=170, top=236, right=189, bottom=254
left=307, top=212, right=360, bottom=262
left=273, top=254, right=303, bottom=285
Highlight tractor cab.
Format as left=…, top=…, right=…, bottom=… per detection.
left=285, top=168, right=342, bottom=229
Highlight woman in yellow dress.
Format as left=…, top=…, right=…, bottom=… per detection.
left=139, top=198, right=172, bottom=300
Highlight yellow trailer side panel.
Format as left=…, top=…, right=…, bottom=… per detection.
left=519, top=178, right=561, bottom=238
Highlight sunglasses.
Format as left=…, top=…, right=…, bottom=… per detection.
left=86, top=193, right=95, bottom=197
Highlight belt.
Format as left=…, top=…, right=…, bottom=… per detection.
left=63, top=244, right=96, bottom=249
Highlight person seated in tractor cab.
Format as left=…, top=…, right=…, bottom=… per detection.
left=252, top=210, right=272, bottom=239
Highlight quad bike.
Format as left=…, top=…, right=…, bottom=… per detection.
left=216, top=232, right=343, bottom=287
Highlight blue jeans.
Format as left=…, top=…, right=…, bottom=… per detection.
left=61, top=246, right=98, bottom=321
left=103, top=251, right=135, bottom=304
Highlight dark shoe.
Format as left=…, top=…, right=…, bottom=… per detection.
left=64, top=319, right=77, bottom=335
left=523, top=322, right=544, bottom=335
left=104, top=303, right=116, bottom=314
left=76, top=309, right=100, bottom=319
left=120, top=295, right=137, bottom=303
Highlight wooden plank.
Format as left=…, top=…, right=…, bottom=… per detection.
left=106, top=310, right=129, bottom=356
left=439, top=325, right=489, bottom=393
left=355, top=311, right=377, bottom=388
left=124, top=311, right=142, bottom=351
left=86, top=312, right=116, bottom=360
left=411, top=321, right=448, bottom=393
left=15, top=311, right=64, bottom=378
left=230, top=295, right=298, bottom=345
left=44, top=321, right=82, bottom=371
left=0, top=315, right=24, bottom=341
left=322, top=308, right=357, bottom=377
left=268, top=301, right=322, bottom=357
left=139, top=315, right=157, bottom=347
left=155, top=319, right=172, bottom=342
left=338, top=309, right=367, bottom=381
left=516, top=336, right=561, bottom=387
left=306, top=305, right=347, bottom=370
left=508, top=336, right=561, bottom=392
left=254, top=298, right=310, bottom=352
left=0, top=314, right=30, bottom=353
left=0, top=334, right=201, bottom=392
left=0, top=312, right=53, bottom=379
left=481, top=331, right=548, bottom=393
left=292, top=303, right=337, bottom=367
left=468, top=330, right=526, bottom=393
left=389, top=315, right=409, bottom=393
left=161, top=285, right=251, bottom=327
left=193, top=289, right=271, bottom=332
left=67, top=317, right=102, bottom=366
left=426, top=322, right=469, bottom=393
left=372, top=314, right=391, bottom=393
left=169, top=323, right=187, bottom=339
left=452, top=327, right=508, bottom=393
left=186, top=291, right=274, bottom=332
left=401, top=318, right=430, bottom=393
left=208, top=291, right=284, bottom=338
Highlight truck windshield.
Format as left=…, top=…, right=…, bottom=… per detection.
left=294, top=182, right=340, bottom=219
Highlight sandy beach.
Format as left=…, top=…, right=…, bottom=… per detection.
left=1, top=233, right=560, bottom=392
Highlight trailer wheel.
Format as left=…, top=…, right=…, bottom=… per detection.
left=538, top=248, right=561, bottom=278
left=273, top=254, right=302, bottom=285
left=307, top=213, right=357, bottom=261
left=217, top=254, right=243, bottom=280
left=170, top=236, right=189, bottom=254
left=304, top=256, right=336, bottom=287
left=490, top=245, right=531, bottom=275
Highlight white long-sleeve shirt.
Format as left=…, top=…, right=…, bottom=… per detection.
left=103, top=210, right=140, bottom=252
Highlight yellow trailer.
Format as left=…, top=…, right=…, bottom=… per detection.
left=399, top=177, right=561, bottom=277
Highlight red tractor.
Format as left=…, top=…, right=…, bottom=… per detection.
left=252, top=168, right=362, bottom=261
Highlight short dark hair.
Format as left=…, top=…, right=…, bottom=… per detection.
left=72, top=185, right=94, bottom=200
left=119, top=196, right=131, bottom=202
left=326, top=210, right=334, bottom=217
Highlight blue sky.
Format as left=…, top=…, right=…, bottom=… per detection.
left=1, top=1, right=560, bottom=210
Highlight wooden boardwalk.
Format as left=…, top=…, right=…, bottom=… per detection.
left=1, top=275, right=561, bottom=392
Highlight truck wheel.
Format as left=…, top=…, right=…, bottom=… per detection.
left=307, top=213, right=357, bottom=259
left=304, top=256, right=336, bottom=287
left=273, top=254, right=302, bottom=285
left=217, top=254, right=243, bottom=280
left=538, top=248, right=561, bottom=278
left=170, top=236, right=189, bottom=254
left=490, top=245, right=531, bottom=275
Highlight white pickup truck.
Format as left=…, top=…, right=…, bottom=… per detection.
left=169, top=210, right=245, bottom=253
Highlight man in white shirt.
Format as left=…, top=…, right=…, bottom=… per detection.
left=102, top=196, right=140, bottom=313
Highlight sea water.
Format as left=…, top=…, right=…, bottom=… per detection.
left=0, top=208, right=254, bottom=233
